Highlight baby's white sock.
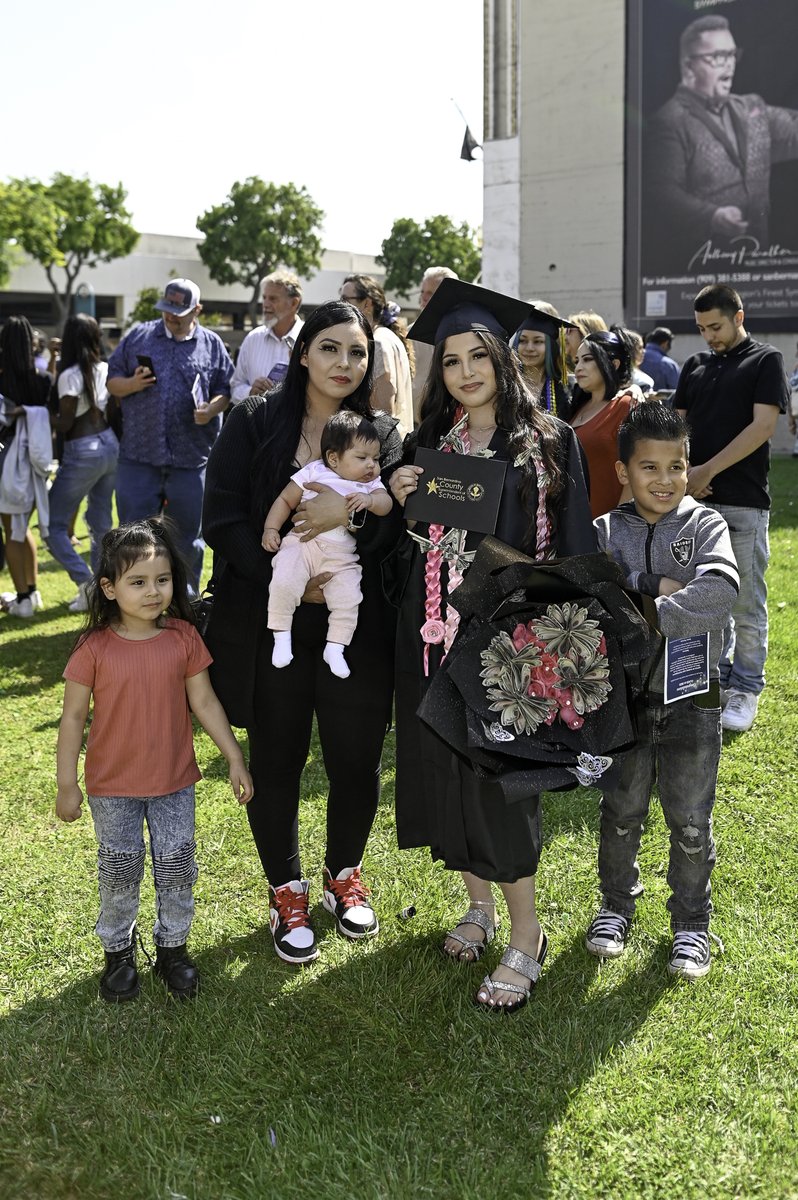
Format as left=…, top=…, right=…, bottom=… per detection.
left=272, top=630, right=293, bottom=668
left=323, top=642, right=350, bottom=679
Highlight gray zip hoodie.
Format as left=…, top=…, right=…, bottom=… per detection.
left=594, top=496, right=739, bottom=688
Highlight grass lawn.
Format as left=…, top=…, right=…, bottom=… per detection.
left=1, top=458, right=796, bottom=1200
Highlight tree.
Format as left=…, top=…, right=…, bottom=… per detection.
left=376, top=215, right=482, bottom=297
left=124, top=286, right=162, bottom=330
left=0, top=180, right=62, bottom=288
left=197, top=178, right=324, bottom=320
left=8, top=173, right=138, bottom=326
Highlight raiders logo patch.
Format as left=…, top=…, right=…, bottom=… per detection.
left=670, top=537, right=694, bottom=566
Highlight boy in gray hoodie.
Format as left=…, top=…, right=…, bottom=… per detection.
left=588, top=404, right=739, bottom=979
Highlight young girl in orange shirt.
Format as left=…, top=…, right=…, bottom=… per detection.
left=55, top=518, right=252, bottom=1002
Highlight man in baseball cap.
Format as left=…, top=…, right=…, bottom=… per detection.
left=106, top=277, right=233, bottom=590
left=154, top=278, right=202, bottom=317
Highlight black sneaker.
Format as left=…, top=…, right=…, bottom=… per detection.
left=154, top=944, right=200, bottom=999
left=322, top=865, right=379, bottom=939
left=99, top=943, right=139, bottom=1002
left=585, top=908, right=630, bottom=959
left=668, top=931, right=711, bottom=980
left=269, top=880, right=319, bottom=964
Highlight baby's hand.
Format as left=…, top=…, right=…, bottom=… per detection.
left=230, top=759, right=254, bottom=805
left=346, top=493, right=370, bottom=513
left=262, top=527, right=281, bottom=552
left=56, top=784, right=83, bottom=823
left=659, top=577, right=683, bottom=597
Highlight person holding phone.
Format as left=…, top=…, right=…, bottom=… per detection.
left=106, top=279, right=234, bottom=591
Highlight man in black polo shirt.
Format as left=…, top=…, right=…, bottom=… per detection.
left=675, top=284, right=787, bottom=732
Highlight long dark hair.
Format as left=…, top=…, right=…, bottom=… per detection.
left=417, top=331, right=566, bottom=552
left=0, top=316, right=42, bottom=407
left=73, top=518, right=196, bottom=650
left=569, top=326, right=634, bottom=419
left=250, top=301, right=375, bottom=520
left=58, top=314, right=103, bottom=407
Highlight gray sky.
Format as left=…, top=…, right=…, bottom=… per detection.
left=8, top=0, right=484, bottom=255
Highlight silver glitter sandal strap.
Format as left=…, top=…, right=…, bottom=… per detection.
left=456, top=907, right=496, bottom=939
left=479, top=974, right=528, bottom=999
left=500, top=945, right=543, bottom=983
left=446, top=930, right=486, bottom=958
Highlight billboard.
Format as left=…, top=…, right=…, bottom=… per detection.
left=625, top=0, right=798, bottom=329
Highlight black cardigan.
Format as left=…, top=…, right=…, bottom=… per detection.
left=201, top=395, right=404, bottom=726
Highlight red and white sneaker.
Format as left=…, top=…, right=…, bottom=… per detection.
left=268, top=880, right=319, bottom=964
left=322, top=866, right=379, bottom=940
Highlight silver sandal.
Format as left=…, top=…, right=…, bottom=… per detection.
left=476, top=935, right=548, bottom=1013
left=443, top=903, right=497, bottom=962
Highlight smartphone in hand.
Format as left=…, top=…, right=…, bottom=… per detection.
left=137, top=354, right=157, bottom=382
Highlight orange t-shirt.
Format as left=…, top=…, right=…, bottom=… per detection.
left=64, top=618, right=213, bottom=797
left=572, top=394, right=633, bottom=519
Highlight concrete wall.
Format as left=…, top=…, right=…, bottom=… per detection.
left=483, top=0, right=627, bottom=321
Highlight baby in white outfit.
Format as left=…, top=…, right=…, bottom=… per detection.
left=262, top=411, right=392, bottom=678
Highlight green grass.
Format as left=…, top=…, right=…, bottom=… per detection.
left=1, top=459, right=797, bottom=1200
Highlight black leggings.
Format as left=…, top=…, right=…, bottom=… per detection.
left=246, top=601, right=394, bottom=887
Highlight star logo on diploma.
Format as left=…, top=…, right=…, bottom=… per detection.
left=427, top=479, right=439, bottom=495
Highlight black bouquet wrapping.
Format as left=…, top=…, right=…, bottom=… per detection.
left=417, top=537, right=661, bottom=800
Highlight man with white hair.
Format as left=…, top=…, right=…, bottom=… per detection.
left=412, top=266, right=459, bottom=421
left=230, top=271, right=304, bottom=402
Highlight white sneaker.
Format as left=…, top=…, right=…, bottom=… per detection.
left=30, top=589, right=43, bottom=611
left=68, top=582, right=90, bottom=613
left=721, top=690, right=759, bottom=732
left=5, top=596, right=34, bottom=618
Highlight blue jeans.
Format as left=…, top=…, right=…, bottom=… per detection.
left=708, top=503, right=770, bottom=696
left=598, top=697, right=721, bottom=931
left=87, top=786, right=197, bottom=952
left=116, top=459, right=206, bottom=591
left=45, top=429, right=119, bottom=585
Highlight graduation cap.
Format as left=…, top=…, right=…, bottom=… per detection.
left=409, top=279, right=532, bottom=347
left=515, top=305, right=571, bottom=343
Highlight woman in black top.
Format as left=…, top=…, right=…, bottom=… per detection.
left=202, top=301, right=403, bottom=965
left=0, top=316, right=52, bottom=617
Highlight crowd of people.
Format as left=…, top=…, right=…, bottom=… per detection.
left=0, top=269, right=790, bottom=1009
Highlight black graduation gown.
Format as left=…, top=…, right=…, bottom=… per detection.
left=394, top=423, right=596, bottom=882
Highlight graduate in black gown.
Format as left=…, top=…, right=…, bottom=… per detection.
left=389, top=281, right=596, bottom=1012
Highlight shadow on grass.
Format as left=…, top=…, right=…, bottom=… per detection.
left=0, top=922, right=668, bottom=1199
left=0, top=627, right=78, bottom=697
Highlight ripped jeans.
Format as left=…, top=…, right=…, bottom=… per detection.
left=597, top=698, right=721, bottom=931
left=87, top=787, right=197, bottom=952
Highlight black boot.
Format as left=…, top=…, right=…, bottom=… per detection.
left=153, top=944, right=200, bottom=1000
left=99, top=943, right=139, bottom=1002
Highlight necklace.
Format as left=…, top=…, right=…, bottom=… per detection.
left=467, top=423, right=496, bottom=446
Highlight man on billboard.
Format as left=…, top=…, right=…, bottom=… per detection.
left=646, top=15, right=798, bottom=264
